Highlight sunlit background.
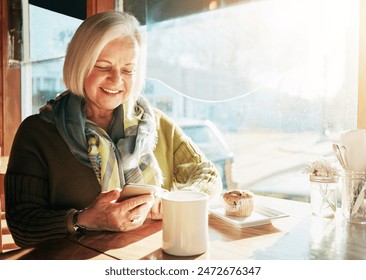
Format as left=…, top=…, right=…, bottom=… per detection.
left=24, top=0, right=360, bottom=202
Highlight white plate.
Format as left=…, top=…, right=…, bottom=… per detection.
left=209, top=205, right=289, bottom=228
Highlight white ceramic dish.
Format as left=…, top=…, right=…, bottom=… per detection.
left=209, top=205, right=289, bottom=228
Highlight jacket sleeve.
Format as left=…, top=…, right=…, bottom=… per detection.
left=5, top=117, right=70, bottom=247
left=154, top=109, right=223, bottom=199
left=5, top=173, right=71, bottom=247
left=172, top=137, right=223, bottom=199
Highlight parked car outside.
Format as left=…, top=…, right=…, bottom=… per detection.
left=176, top=119, right=238, bottom=190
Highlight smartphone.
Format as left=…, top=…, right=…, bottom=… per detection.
left=118, top=184, right=157, bottom=201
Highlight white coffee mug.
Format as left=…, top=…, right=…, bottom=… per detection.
left=161, top=191, right=209, bottom=256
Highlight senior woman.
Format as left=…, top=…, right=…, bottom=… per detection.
left=5, top=11, right=222, bottom=248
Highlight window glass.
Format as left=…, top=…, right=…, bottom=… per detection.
left=29, top=5, right=81, bottom=61
left=27, top=5, right=82, bottom=113
left=145, top=0, right=360, bottom=200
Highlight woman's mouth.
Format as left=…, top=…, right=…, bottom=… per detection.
left=100, top=87, right=121, bottom=95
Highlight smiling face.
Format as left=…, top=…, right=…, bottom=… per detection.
left=84, top=36, right=139, bottom=117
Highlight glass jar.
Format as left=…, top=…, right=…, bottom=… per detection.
left=342, top=170, right=366, bottom=224
left=310, top=175, right=338, bottom=218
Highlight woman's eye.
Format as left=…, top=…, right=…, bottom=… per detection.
left=95, top=65, right=110, bottom=71
left=122, top=69, right=136, bottom=75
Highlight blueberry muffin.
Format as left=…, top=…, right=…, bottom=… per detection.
left=223, top=189, right=254, bottom=217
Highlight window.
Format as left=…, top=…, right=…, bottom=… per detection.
left=144, top=0, right=360, bottom=201
left=20, top=1, right=361, bottom=202
left=22, top=4, right=82, bottom=115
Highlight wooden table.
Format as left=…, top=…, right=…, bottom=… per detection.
left=0, top=196, right=365, bottom=260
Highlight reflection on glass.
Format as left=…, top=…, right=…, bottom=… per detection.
left=145, top=0, right=359, bottom=201
left=31, top=58, right=65, bottom=113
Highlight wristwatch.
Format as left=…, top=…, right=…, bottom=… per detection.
left=72, top=210, right=86, bottom=233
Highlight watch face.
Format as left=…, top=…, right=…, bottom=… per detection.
left=72, top=211, right=85, bottom=233
left=74, top=224, right=84, bottom=232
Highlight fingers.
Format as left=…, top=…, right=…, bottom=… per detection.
left=120, top=201, right=153, bottom=232
left=107, top=195, right=154, bottom=232
left=128, top=201, right=153, bottom=218
left=150, top=189, right=167, bottom=220
left=122, top=194, right=155, bottom=211
left=149, top=197, right=163, bottom=220
left=98, top=189, right=121, bottom=203
left=81, top=192, right=155, bottom=232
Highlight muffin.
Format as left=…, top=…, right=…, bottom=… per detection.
left=223, top=189, right=254, bottom=217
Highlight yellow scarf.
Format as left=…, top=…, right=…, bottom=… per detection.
left=86, top=99, right=163, bottom=191
left=39, top=91, right=162, bottom=192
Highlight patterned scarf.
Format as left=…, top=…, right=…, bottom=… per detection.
left=39, top=91, right=163, bottom=191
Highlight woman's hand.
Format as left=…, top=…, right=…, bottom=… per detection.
left=77, top=189, right=155, bottom=232
left=149, top=196, right=163, bottom=220
left=148, top=189, right=169, bottom=220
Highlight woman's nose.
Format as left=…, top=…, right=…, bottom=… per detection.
left=109, top=70, right=123, bottom=84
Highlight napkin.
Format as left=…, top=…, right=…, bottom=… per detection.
left=340, top=129, right=366, bottom=171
